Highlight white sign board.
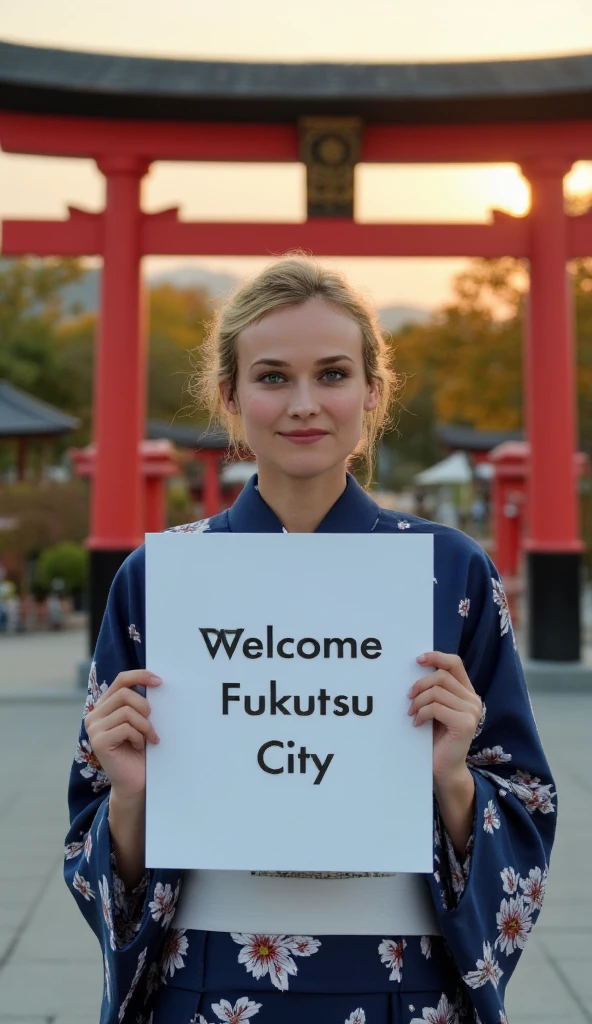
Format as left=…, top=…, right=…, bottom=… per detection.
left=145, top=533, right=434, bottom=873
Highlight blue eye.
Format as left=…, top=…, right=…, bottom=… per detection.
left=257, top=369, right=347, bottom=384
left=260, top=372, right=284, bottom=384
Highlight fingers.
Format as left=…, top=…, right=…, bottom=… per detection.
left=410, top=669, right=469, bottom=703
left=108, top=669, right=162, bottom=699
left=408, top=682, right=471, bottom=719
left=409, top=655, right=482, bottom=734
left=100, top=722, right=146, bottom=753
left=93, top=685, right=151, bottom=721
left=413, top=701, right=477, bottom=733
left=416, top=651, right=473, bottom=693
left=87, top=704, right=160, bottom=747
left=88, top=670, right=162, bottom=726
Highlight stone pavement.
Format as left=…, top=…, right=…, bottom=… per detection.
left=0, top=628, right=87, bottom=698
left=0, top=634, right=591, bottom=1022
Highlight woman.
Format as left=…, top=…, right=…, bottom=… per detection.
left=65, top=255, right=556, bottom=1024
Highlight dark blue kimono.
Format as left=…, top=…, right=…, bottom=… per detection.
left=65, top=473, right=556, bottom=1024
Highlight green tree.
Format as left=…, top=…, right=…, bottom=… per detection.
left=0, top=257, right=84, bottom=407
left=53, top=278, right=215, bottom=433
left=0, top=261, right=215, bottom=448
left=35, top=540, right=88, bottom=594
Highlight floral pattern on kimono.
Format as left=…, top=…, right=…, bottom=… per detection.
left=64, top=472, right=556, bottom=1024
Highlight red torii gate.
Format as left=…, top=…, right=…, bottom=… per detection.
left=2, top=44, right=592, bottom=678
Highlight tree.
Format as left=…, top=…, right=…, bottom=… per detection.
left=147, top=283, right=213, bottom=423
left=388, top=253, right=592, bottom=452
left=35, top=540, right=88, bottom=594
left=0, top=257, right=84, bottom=410
left=0, top=261, right=217, bottom=463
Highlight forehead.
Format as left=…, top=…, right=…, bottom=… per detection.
left=237, top=297, right=363, bottom=361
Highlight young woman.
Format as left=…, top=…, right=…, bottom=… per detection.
left=65, top=256, right=556, bottom=1024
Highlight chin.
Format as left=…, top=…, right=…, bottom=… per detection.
left=264, top=448, right=352, bottom=481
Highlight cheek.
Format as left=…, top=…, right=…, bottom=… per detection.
left=326, top=386, right=367, bottom=426
left=240, top=389, right=283, bottom=427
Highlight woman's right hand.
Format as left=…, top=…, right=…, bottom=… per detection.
left=84, top=669, right=162, bottom=802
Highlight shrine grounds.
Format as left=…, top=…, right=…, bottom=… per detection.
left=0, top=628, right=591, bottom=1023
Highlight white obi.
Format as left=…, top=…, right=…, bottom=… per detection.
left=174, top=870, right=442, bottom=936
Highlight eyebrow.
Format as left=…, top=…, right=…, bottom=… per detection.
left=250, top=355, right=355, bottom=369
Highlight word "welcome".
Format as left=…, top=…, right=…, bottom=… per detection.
left=199, top=626, right=382, bottom=661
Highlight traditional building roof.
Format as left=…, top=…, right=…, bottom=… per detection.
left=436, top=423, right=523, bottom=452
left=0, top=380, right=80, bottom=438
left=147, top=419, right=229, bottom=450
left=1, top=40, right=592, bottom=123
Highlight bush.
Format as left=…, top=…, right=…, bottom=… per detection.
left=35, top=541, right=88, bottom=594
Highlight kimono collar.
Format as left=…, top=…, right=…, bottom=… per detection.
left=227, top=472, right=381, bottom=534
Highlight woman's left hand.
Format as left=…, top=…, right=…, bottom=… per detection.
left=408, top=651, right=483, bottom=784
left=408, top=651, right=482, bottom=855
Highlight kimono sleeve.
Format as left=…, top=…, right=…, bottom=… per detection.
left=428, top=544, right=557, bottom=1021
left=63, top=547, right=183, bottom=1024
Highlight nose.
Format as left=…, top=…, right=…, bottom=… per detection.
left=286, top=379, right=322, bottom=419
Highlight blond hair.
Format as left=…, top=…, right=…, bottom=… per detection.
left=190, top=253, right=399, bottom=484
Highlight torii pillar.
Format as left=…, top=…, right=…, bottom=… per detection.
left=88, top=157, right=149, bottom=650
left=522, top=160, right=584, bottom=664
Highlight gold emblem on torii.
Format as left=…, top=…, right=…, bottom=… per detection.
left=299, top=117, right=363, bottom=218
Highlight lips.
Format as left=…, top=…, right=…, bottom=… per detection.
left=279, top=430, right=329, bottom=444
left=280, top=430, right=329, bottom=437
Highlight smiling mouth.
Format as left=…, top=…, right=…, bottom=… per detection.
left=279, top=431, right=329, bottom=443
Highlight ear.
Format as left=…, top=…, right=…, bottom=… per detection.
left=363, top=381, right=380, bottom=413
left=219, top=380, right=239, bottom=415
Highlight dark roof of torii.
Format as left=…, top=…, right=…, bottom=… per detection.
left=1, top=40, right=592, bottom=123
left=0, top=380, right=81, bottom=438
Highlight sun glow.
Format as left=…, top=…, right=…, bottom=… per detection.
left=565, top=161, right=592, bottom=203
left=489, top=166, right=531, bottom=217
left=487, top=161, right=592, bottom=218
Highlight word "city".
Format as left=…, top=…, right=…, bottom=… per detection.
left=257, top=740, right=334, bottom=785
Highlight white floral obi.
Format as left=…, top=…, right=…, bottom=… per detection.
left=174, top=870, right=442, bottom=936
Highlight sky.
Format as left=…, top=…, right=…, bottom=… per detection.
left=1, top=0, right=592, bottom=308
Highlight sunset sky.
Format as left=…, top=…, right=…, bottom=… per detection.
left=1, top=0, right=592, bottom=308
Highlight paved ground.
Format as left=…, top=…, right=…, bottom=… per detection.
left=0, top=628, right=88, bottom=697
left=0, top=632, right=591, bottom=1023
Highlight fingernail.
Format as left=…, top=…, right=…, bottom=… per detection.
left=149, top=675, right=163, bottom=685
left=416, top=655, right=428, bottom=664
left=407, top=686, right=414, bottom=698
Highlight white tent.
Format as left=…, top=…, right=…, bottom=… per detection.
left=220, top=461, right=257, bottom=485
left=413, top=451, right=473, bottom=486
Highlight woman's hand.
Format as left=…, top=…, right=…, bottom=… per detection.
left=84, top=669, right=162, bottom=803
left=408, top=651, right=482, bottom=854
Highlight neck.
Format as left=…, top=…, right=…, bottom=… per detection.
left=256, top=463, right=349, bottom=533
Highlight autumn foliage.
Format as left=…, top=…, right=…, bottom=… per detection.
left=389, top=256, right=592, bottom=466
left=1, top=254, right=592, bottom=470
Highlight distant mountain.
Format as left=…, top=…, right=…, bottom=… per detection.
left=59, top=271, right=100, bottom=316
left=378, top=305, right=432, bottom=332
left=149, top=266, right=240, bottom=298
left=57, top=266, right=432, bottom=333
left=58, top=265, right=240, bottom=316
